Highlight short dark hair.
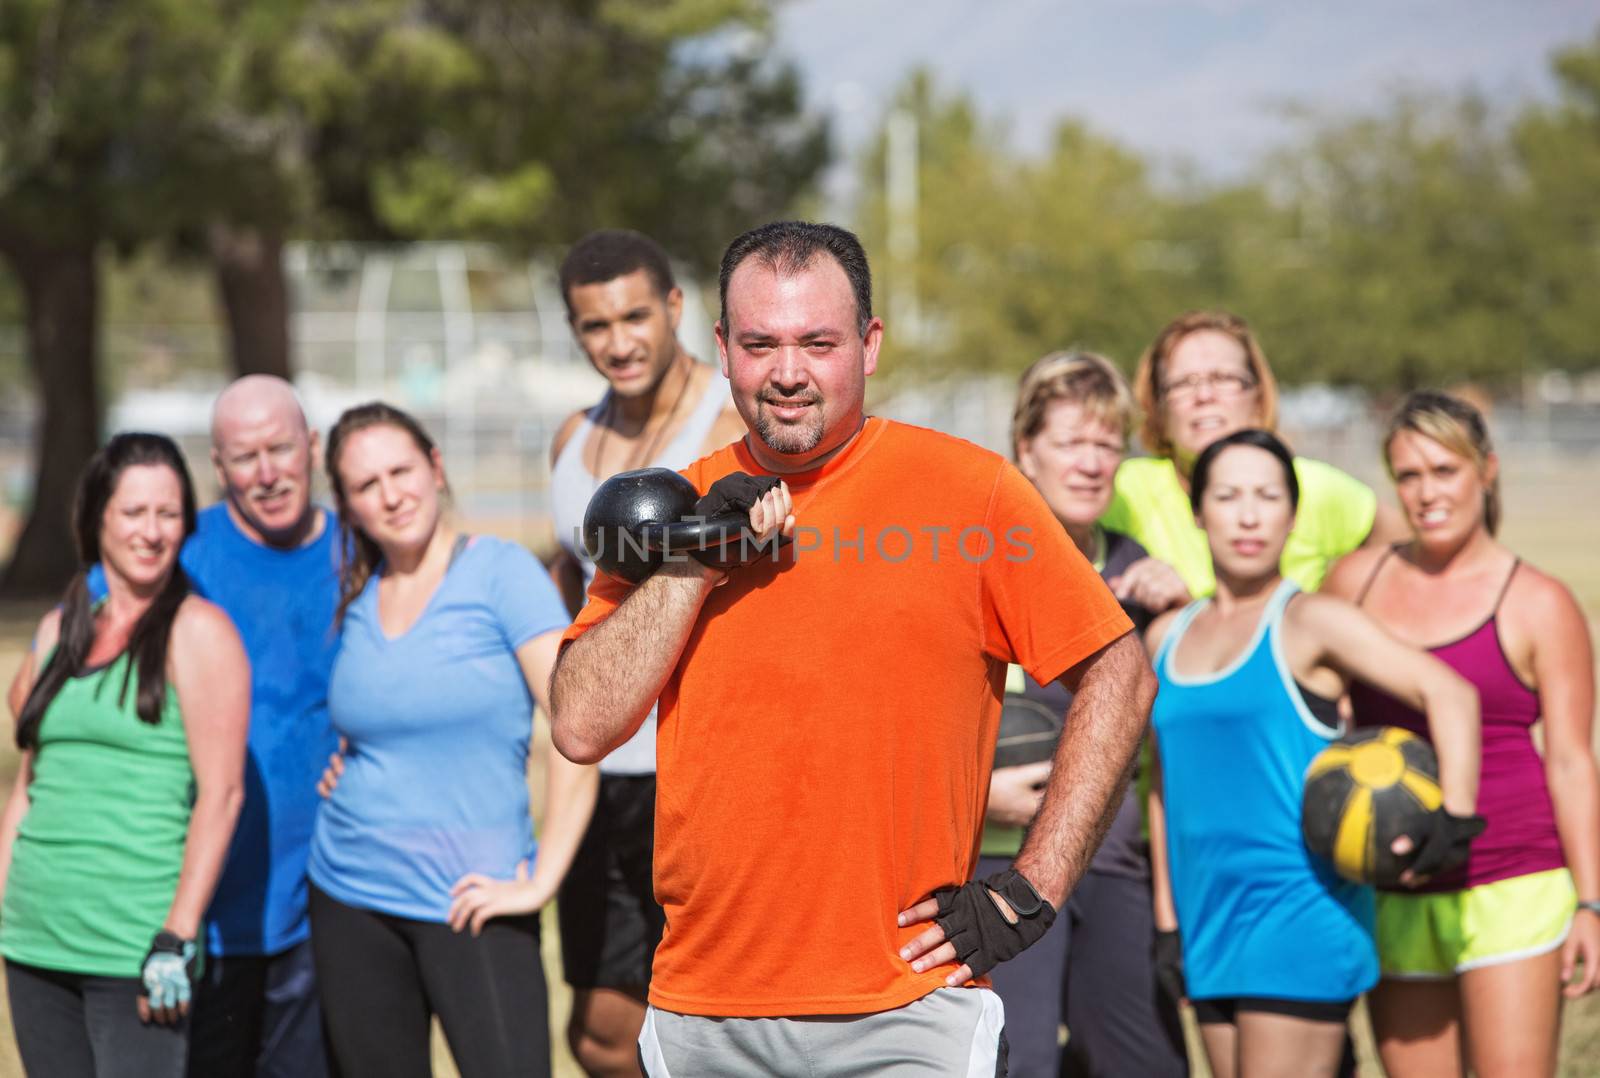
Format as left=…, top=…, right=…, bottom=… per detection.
left=1190, top=428, right=1299, bottom=513
left=558, top=230, right=676, bottom=320
left=718, top=221, right=873, bottom=337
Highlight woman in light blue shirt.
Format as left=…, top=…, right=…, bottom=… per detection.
left=309, top=402, right=596, bottom=1078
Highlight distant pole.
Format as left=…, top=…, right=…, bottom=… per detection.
left=886, top=108, right=920, bottom=344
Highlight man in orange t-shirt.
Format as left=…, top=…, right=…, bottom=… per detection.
left=551, top=222, right=1157, bottom=1075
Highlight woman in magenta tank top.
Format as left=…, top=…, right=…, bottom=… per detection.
left=1325, top=390, right=1600, bottom=1078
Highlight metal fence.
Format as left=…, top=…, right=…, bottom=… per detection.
left=2, top=242, right=1598, bottom=567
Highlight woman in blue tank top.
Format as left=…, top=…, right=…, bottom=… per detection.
left=1146, top=430, right=1483, bottom=1078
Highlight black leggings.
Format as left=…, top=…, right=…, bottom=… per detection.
left=5, top=960, right=187, bottom=1078
left=308, top=884, right=550, bottom=1078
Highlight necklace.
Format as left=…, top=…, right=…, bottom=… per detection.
left=591, top=359, right=695, bottom=478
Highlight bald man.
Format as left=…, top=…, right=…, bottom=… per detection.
left=185, top=376, right=340, bottom=1077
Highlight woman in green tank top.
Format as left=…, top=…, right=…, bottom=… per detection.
left=0, top=433, right=250, bottom=1078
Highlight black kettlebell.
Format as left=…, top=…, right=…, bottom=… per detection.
left=582, top=468, right=755, bottom=583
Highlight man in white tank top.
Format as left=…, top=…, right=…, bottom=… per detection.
left=546, top=230, right=743, bottom=1077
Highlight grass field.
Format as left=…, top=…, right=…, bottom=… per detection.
left=0, top=446, right=1594, bottom=1076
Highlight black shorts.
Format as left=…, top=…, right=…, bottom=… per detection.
left=1191, top=996, right=1354, bottom=1025
left=557, top=774, right=665, bottom=991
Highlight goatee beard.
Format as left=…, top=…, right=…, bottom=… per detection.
left=755, top=400, right=825, bottom=455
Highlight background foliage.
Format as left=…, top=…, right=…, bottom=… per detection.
left=857, top=29, right=1600, bottom=389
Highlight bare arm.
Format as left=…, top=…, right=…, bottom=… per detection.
left=520, top=629, right=596, bottom=907
left=1523, top=579, right=1600, bottom=995
left=895, top=630, right=1156, bottom=984
left=1139, top=612, right=1178, bottom=932
left=551, top=481, right=792, bottom=764
left=1014, top=631, right=1157, bottom=906
left=1, top=610, right=62, bottom=898
left=1295, top=594, right=1480, bottom=815
left=548, top=408, right=593, bottom=618
left=1146, top=740, right=1178, bottom=932
left=7, top=608, right=61, bottom=720
left=0, top=751, right=34, bottom=899
left=549, top=560, right=722, bottom=764
left=984, top=761, right=1051, bottom=828
left=1531, top=583, right=1599, bottom=895
left=6, top=653, right=37, bottom=721
left=1107, top=557, right=1191, bottom=616
left=447, top=628, right=600, bottom=933
left=164, top=599, right=250, bottom=941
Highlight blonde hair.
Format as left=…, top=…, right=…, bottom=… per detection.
left=1132, top=310, right=1280, bottom=458
left=1011, top=351, right=1135, bottom=461
left=1383, top=390, right=1501, bottom=536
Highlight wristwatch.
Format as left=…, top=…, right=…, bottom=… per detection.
left=152, top=930, right=189, bottom=951
left=1579, top=900, right=1600, bottom=917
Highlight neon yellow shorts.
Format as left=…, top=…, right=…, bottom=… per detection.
left=1375, top=868, right=1576, bottom=979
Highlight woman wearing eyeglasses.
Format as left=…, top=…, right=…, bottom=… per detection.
left=1102, top=311, right=1406, bottom=600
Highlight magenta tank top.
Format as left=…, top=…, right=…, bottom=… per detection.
left=1349, top=552, right=1564, bottom=893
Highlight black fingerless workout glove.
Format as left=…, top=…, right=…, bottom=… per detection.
left=1153, top=929, right=1185, bottom=1003
left=690, top=472, right=783, bottom=569
left=1407, top=809, right=1487, bottom=881
left=692, top=472, right=781, bottom=520
left=931, top=869, right=1056, bottom=979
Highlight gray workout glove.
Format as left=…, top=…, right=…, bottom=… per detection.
left=140, top=930, right=197, bottom=1013
left=931, top=869, right=1056, bottom=978
left=1406, top=809, right=1486, bottom=881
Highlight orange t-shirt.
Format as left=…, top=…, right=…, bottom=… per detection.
left=561, top=418, right=1132, bottom=1017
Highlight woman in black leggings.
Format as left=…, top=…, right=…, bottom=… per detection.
left=308, top=404, right=595, bottom=1077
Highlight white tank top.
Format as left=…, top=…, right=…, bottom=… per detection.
left=549, top=367, right=732, bottom=774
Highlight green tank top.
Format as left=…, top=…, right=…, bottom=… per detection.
left=0, top=652, right=192, bottom=977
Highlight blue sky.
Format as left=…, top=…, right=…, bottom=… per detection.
left=772, top=0, right=1598, bottom=192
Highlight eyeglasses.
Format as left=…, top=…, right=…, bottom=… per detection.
left=1159, top=371, right=1258, bottom=402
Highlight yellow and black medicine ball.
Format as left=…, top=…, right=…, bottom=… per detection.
left=1301, top=726, right=1441, bottom=887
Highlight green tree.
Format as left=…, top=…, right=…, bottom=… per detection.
left=856, top=72, right=1189, bottom=383
left=1240, top=94, right=1531, bottom=390
left=173, top=0, right=824, bottom=379
left=0, top=0, right=826, bottom=595
left=1515, top=26, right=1600, bottom=373
left=0, top=0, right=256, bottom=593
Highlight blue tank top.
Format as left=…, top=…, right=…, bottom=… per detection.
left=1152, top=580, right=1377, bottom=1002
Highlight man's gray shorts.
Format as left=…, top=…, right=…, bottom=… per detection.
left=638, top=987, right=1007, bottom=1076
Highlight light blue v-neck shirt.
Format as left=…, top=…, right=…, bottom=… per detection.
left=309, top=536, right=568, bottom=921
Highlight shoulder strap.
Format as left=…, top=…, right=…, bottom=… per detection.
left=1492, top=557, right=1521, bottom=614
left=1353, top=544, right=1400, bottom=606
left=551, top=398, right=603, bottom=475
left=657, top=367, right=728, bottom=464
left=1265, top=577, right=1300, bottom=619
left=448, top=533, right=471, bottom=569
left=1154, top=598, right=1208, bottom=672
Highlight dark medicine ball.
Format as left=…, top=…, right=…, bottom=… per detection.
left=1302, top=726, right=1441, bottom=887
left=993, top=694, right=1062, bottom=769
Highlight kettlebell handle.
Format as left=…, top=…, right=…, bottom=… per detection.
left=639, top=514, right=755, bottom=553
